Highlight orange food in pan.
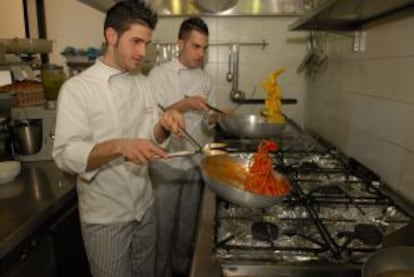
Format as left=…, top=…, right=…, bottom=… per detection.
left=245, top=140, right=290, bottom=196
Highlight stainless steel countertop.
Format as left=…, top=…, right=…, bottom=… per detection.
left=190, top=187, right=221, bottom=277
left=0, top=161, right=77, bottom=258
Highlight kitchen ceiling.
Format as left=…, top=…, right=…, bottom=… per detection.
left=77, top=0, right=307, bottom=16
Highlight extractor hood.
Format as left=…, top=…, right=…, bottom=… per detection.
left=78, top=0, right=306, bottom=16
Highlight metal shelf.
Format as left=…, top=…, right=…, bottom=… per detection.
left=289, top=0, right=414, bottom=31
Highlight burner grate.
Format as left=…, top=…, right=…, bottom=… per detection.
left=212, top=121, right=414, bottom=268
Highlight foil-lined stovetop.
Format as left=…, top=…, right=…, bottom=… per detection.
left=213, top=123, right=413, bottom=267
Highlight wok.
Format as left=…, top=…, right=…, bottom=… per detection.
left=200, top=154, right=289, bottom=208
left=362, top=246, right=414, bottom=277
left=218, top=114, right=285, bottom=139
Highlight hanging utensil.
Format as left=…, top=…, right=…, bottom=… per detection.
left=226, top=52, right=233, bottom=82
left=229, top=44, right=246, bottom=102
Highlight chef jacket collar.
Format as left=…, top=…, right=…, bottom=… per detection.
left=94, top=58, right=131, bottom=83
left=171, top=59, right=194, bottom=73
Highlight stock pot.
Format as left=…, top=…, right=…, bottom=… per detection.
left=362, top=246, right=414, bottom=277
left=11, top=119, right=42, bottom=155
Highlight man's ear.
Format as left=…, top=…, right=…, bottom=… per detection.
left=177, top=38, right=184, bottom=51
left=105, top=27, right=118, bottom=46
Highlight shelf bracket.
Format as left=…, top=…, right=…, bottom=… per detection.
left=353, top=30, right=366, bottom=52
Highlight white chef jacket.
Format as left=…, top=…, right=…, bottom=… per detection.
left=53, top=59, right=162, bottom=224
left=148, top=59, right=216, bottom=170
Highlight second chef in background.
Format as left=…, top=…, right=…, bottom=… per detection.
left=148, top=17, right=216, bottom=277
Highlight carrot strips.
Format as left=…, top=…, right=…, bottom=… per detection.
left=244, top=140, right=290, bottom=196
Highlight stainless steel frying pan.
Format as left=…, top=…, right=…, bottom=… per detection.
left=200, top=154, right=289, bottom=208
left=218, top=114, right=286, bottom=139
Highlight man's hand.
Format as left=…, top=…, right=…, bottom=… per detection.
left=183, top=95, right=209, bottom=112
left=167, top=95, right=208, bottom=113
left=120, top=138, right=168, bottom=164
left=86, top=138, right=168, bottom=170
left=159, top=109, right=185, bottom=135
left=154, top=109, right=185, bottom=143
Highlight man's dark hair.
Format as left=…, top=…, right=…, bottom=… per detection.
left=104, top=0, right=157, bottom=38
left=178, top=17, right=209, bottom=39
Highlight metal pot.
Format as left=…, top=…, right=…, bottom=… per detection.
left=11, top=119, right=42, bottom=155
left=218, top=114, right=286, bottom=139
left=200, top=154, right=289, bottom=208
left=0, top=117, right=13, bottom=160
left=362, top=246, right=414, bottom=277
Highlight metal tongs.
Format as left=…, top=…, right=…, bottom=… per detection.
left=157, top=104, right=227, bottom=158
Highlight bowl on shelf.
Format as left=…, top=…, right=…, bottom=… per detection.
left=0, top=161, right=21, bottom=184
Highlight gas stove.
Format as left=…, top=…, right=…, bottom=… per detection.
left=212, top=122, right=413, bottom=276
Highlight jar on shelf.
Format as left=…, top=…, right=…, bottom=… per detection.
left=41, top=64, right=66, bottom=102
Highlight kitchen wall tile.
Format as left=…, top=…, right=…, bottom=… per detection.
left=389, top=9, right=414, bottom=57
left=152, top=18, right=181, bottom=42
left=239, top=18, right=264, bottom=42
left=215, top=45, right=232, bottom=64
left=399, top=151, right=414, bottom=202
left=307, top=12, right=414, bottom=199
left=214, top=84, right=237, bottom=109
left=327, top=119, right=350, bottom=153
left=393, top=57, right=414, bottom=104
left=205, top=44, right=218, bottom=63
left=348, top=95, right=410, bottom=149
left=364, top=24, right=393, bottom=59
left=202, top=17, right=218, bottom=42
left=341, top=59, right=395, bottom=97
left=216, top=17, right=241, bottom=42
left=46, top=0, right=105, bottom=66
left=405, top=110, right=414, bottom=152
left=347, top=131, right=403, bottom=189
left=327, top=34, right=346, bottom=60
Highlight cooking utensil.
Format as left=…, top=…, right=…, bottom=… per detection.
left=229, top=44, right=246, bottom=102
left=184, top=95, right=227, bottom=114
left=218, top=114, right=286, bottom=139
left=200, top=154, right=289, bottom=208
left=226, top=53, right=233, bottom=82
left=157, top=104, right=227, bottom=157
left=158, top=104, right=204, bottom=150
left=164, top=142, right=228, bottom=158
left=362, top=246, right=414, bottom=277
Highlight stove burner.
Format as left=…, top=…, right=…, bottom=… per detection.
left=354, top=224, right=383, bottom=246
left=251, top=222, right=279, bottom=242
left=298, top=161, right=320, bottom=171
left=311, top=184, right=344, bottom=195
left=338, top=223, right=383, bottom=247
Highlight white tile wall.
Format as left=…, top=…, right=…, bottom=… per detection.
left=45, top=0, right=105, bottom=67
left=306, top=9, right=414, bottom=202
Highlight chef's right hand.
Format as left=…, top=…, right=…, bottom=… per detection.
left=121, top=138, right=168, bottom=164
left=182, top=95, right=209, bottom=112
